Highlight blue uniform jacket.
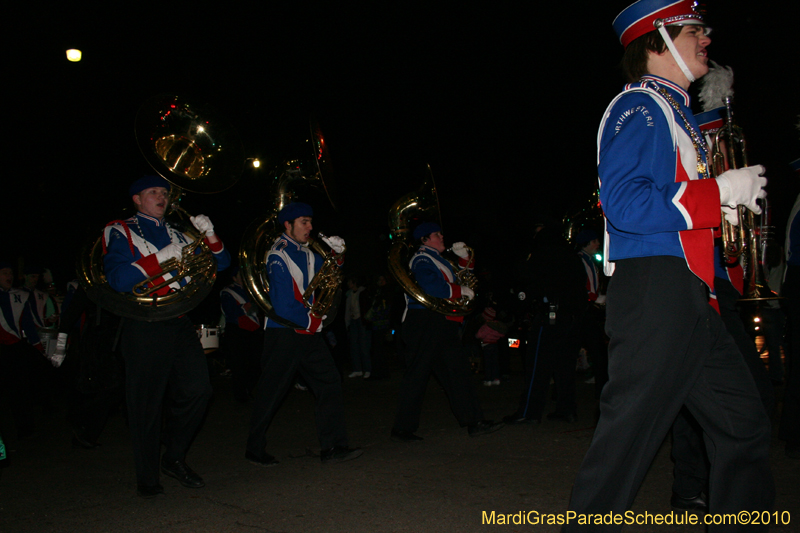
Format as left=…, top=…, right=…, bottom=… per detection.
left=103, top=212, right=230, bottom=294
left=221, top=283, right=261, bottom=332
left=0, top=288, right=41, bottom=346
left=405, top=245, right=470, bottom=322
left=598, top=75, right=721, bottom=290
left=265, top=233, right=343, bottom=333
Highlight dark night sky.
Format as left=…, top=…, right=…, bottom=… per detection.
left=5, top=1, right=799, bottom=287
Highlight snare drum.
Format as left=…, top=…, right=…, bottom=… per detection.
left=197, top=325, right=219, bottom=354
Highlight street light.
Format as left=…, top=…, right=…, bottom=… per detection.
left=66, top=49, right=82, bottom=62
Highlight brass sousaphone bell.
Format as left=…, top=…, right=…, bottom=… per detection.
left=387, top=165, right=477, bottom=316
left=239, top=121, right=344, bottom=329
left=77, top=95, right=244, bottom=321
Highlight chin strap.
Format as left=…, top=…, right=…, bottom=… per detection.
left=656, top=21, right=696, bottom=83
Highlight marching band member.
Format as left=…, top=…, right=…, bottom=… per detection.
left=220, top=267, right=263, bottom=402
left=21, top=265, right=58, bottom=328
left=0, top=261, right=44, bottom=439
left=104, top=175, right=230, bottom=498
left=390, top=222, right=503, bottom=442
left=564, top=1, right=773, bottom=528
left=245, top=202, right=362, bottom=466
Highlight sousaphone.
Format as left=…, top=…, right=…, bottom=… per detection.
left=239, top=121, right=344, bottom=329
left=77, top=94, right=244, bottom=321
left=387, top=165, right=477, bottom=316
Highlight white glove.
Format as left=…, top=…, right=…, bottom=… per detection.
left=460, top=286, right=475, bottom=300
left=50, top=332, right=68, bottom=367
left=451, top=242, right=470, bottom=259
left=721, top=206, right=739, bottom=226
left=190, top=214, right=215, bottom=236
left=155, top=242, right=185, bottom=264
left=322, top=235, right=345, bottom=254
left=715, top=165, right=767, bottom=214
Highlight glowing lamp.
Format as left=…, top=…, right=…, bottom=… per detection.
left=66, top=49, right=82, bottom=62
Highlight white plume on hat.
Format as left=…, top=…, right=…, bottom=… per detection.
left=698, top=61, right=734, bottom=112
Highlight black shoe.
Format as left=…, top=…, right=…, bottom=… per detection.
left=670, top=491, right=708, bottom=514
left=546, top=411, right=577, bottom=423
left=468, top=420, right=505, bottom=437
left=320, top=446, right=363, bottom=464
left=245, top=450, right=279, bottom=467
left=391, top=430, right=424, bottom=443
left=137, top=483, right=164, bottom=499
left=502, top=413, right=541, bottom=425
left=161, top=459, right=205, bottom=488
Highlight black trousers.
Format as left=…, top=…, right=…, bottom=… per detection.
left=671, top=275, right=775, bottom=498
left=780, top=264, right=800, bottom=447
left=0, top=341, right=41, bottom=438
left=565, top=257, right=773, bottom=532
left=223, top=326, right=263, bottom=400
left=392, top=309, right=482, bottom=433
left=121, top=316, right=212, bottom=487
left=514, top=314, right=581, bottom=421
left=247, top=328, right=348, bottom=455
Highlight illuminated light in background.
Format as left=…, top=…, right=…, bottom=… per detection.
left=66, top=49, right=82, bottom=62
left=594, top=253, right=603, bottom=262
left=252, top=159, right=260, bottom=168
left=508, top=338, right=521, bottom=349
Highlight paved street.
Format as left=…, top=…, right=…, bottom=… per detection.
left=1, top=360, right=797, bottom=533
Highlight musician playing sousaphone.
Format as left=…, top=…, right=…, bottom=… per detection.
left=104, top=175, right=230, bottom=498
left=245, top=202, right=363, bottom=466
left=562, top=1, right=773, bottom=527
left=390, top=222, right=504, bottom=443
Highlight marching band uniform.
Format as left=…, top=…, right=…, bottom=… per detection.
left=246, top=202, right=360, bottom=465
left=220, top=281, right=261, bottom=333
left=780, top=192, right=800, bottom=458
left=20, top=285, right=55, bottom=329
left=391, top=223, right=501, bottom=441
left=576, top=232, right=608, bottom=399
left=0, top=287, right=42, bottom=348
left=220, top=274, right=262, bottom=401
left=565, top=2, right=773, bottom=528
left=1, top=276, right=44, bottom=439
left=503, top=226, right=586, bottom=424
left=104, top=176, right=230, bottom=497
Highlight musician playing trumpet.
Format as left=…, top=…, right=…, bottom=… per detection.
left=103, top=175, right=230, bottom=498
left=563, top=1, right=773, bottom=528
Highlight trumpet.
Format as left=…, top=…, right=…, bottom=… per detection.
left=707, top=98, right=775, bottom=301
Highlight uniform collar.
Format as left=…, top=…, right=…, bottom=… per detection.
left=281, top=233, right=309, bottom=250
left=136, top=212, right=166, bottom=227
left=640, top=75, right=691, bottom=107
left=419, top=244, right=442, bottom=257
